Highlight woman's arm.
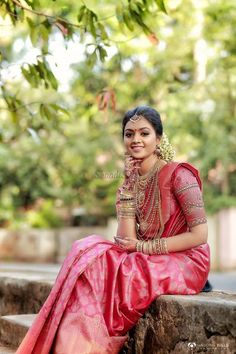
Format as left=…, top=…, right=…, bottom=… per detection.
left=166, top=223, right=208, bottom=252
left=166, top=166, right=208, bottom=252
left=116, top=165, right=208, bottom=254
left=116, top=217, right=137, bottom=240
left=115, top=156, right=140, bottom=241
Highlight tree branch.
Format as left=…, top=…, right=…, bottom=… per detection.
left=11, top=0, right=82, bottom=29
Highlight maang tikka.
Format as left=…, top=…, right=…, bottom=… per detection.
left=130, top=114, right=143, bottom=123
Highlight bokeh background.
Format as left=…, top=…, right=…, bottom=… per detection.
left=0, top=0, right=236, bottom=274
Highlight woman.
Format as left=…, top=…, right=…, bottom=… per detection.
left=16, top=106, right=210, bottom=354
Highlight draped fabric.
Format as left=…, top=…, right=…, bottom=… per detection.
left=16, top=162, right=210, bottom=354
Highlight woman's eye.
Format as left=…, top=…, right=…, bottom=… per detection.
left=141, top=132, right=149, bottom=136
left=125, top=133, right=132, bottom=137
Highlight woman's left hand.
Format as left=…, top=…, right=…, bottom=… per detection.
left=114, top=236, right=138, bottom=252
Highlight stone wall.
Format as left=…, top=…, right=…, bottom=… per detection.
left=1, top=210, right=236, bottom=270
left=121, top=292, right=236, bottom=354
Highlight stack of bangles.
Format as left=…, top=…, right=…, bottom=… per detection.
left=136, top=238, right=169, bottom=255
left=118, top=190, right=136, bottom=219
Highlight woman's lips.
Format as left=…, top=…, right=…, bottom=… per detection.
left=131, top=146, right=143, bottom=152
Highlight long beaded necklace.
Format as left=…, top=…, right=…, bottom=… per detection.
left=135, top=160, right=162, bottom=240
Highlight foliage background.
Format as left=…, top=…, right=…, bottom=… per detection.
left=0, top=0, right=236, bottom=228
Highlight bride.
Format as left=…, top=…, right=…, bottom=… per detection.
left=16, top=105, right=210, bottom=354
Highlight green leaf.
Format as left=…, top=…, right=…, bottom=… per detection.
left=40, top=24, right=49, bottom=42
left=46, top=68, right=58, bottom=90
left=97, top=46, right=107, bottom=62
left=77, top=5, right=86, bottom=23
left=155, top=0, right=168, bottom=14
left=88, top=11, right=97, bottom=38
left=40, top=104, right=52, bottom=120
left=115, top=3, right=123, bottom=22
left=26, top=17, right=34, bottom=28
left=129, top=2, right=140, bottom=15
left=87, top=50, right=97, bottom=67
left=123, top=9, right=134, bottom=31
left=97, top=23, right=108, bottom=40
left=21, top=66, right=35, bottom=87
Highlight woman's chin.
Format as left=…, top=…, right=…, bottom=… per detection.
left=130, top=152, right=144, bottom=158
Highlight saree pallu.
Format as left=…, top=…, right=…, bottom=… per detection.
left=16, top=163, right=210, bottom=354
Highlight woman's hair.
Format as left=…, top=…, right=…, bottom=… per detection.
left=122, top=105, right=163, bottom=138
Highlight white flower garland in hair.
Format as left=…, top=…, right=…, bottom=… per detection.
left=159, top=133, right=175, bottom=162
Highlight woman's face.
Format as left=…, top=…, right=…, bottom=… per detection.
left=124, top=117, right=160, bottom=159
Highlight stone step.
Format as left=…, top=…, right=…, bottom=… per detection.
left=0, top=314, right=36, bottom=350
left=0, top=263, right=59, bottom=317
left=0, top=345, right=16, bottom=354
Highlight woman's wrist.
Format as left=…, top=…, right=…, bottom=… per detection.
left=136, top=238, right=169, bottom=255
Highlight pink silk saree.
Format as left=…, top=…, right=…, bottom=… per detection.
left=16, top=162, right=210, bottom=354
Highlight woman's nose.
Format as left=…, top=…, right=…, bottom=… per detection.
left=133, top=133, right=141, bottom=142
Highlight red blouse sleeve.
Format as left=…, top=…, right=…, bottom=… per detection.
left=172, top=166, right=207, bottom=228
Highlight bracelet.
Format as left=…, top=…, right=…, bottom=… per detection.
left=120, top=190, right=135, bottom=201
left=136, top=238, right=169, bottom=255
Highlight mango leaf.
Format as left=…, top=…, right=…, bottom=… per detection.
left=88, top=11, right=97, bottom=38
left=50, top=104, right=70, bottom=119
left=97, top=23, right=108, bottom=40
left=97, top=46, right=107, bottom=63
left=40, top=104, right=52, bottom=120
left=123, top=9, right=134, bottom=31
left=77, top=5, right=86, bottom=23
left=155, top=0, right=168, bottom=14
left=129, top=2, right=140, bottom=15
left=115, top=4, right=123, bottom=22
left=21, top=66, right=37, bottom=87
left=45, top=67, right=58, bottom=90
left=87, top=50, right=97, bottom=67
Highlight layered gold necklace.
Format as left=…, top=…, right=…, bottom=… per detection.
left=135, top=160, right=163, bottom=240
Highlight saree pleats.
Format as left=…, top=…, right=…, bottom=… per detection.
left=16, top=234, right=210, bottom=354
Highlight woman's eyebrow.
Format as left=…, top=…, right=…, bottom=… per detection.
left=124, top=127, right=151, bottom=132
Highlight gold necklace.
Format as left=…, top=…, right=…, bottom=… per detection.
left=135, top=160, right=162, bottom=240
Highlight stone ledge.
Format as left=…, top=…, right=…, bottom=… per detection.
left=0, top=345, right=15, bottom=354
left=122, top=291, right=236, bottom=354
left=0, top=277, right=52, bottom=316
left=0, top=314, right=35, bottom=348
left=0, top=291, right=235, bottom=353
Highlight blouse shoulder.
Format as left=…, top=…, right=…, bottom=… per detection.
left=172, top=165, right=207, bottom=228
left=172, top=165, right=200, bottom=194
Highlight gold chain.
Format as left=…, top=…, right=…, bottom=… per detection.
left=135, top=160, right=162, bottom=240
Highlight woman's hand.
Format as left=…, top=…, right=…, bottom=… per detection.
left=114, top=236, right=138, bottom=252
left=123, top=154, right=142, bottom=192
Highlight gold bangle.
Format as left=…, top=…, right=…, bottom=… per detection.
left=136, top=241, right=141, bottom=252
left=161, top=238, right=169, bottom=254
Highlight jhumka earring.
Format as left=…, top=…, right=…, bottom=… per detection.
left=155, top=145, right=161, bottom=159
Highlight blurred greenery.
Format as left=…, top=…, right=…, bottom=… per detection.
left=0, top=0, right=236, bottom=228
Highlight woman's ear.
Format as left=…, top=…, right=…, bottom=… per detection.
left=156, top=136, right=161, bottom=145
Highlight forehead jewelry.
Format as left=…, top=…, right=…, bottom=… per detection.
left=130, top=114, right=143, bottom=122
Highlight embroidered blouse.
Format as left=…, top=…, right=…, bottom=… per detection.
left=171, top=166, right=207, bottom=228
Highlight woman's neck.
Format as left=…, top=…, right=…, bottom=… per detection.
left=139, top=155, right=159, bottom=176
left=138, top=155, right=167, bottom=176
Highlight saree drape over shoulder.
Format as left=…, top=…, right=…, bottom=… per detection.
left=16, top=162, right=210, bottom=354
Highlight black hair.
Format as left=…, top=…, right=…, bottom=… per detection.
left=122, top=105, right=163, bottom=138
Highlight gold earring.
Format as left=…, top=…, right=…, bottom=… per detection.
left=155, top=145, right=161, bottom=159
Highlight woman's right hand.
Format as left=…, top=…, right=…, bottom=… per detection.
left=123, top=154, right=142, bottom=192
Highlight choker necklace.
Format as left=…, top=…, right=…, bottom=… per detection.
left=138, top=159, right=160, bottom=181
